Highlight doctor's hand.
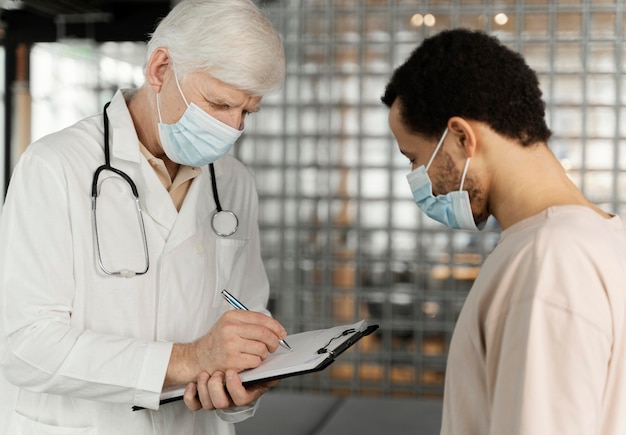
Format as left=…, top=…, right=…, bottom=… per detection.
left=164, top=310, right=286, bottom=389
left=194, top=310, right=286, bottom=374
left=183, top=370, right=279, bottom=411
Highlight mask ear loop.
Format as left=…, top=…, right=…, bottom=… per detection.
left=172, top=63, right=190, bottom=107
left=156, top=63, right=189, bottom=124
left=426, top=128, right=449, bottom=171
left=156, top=93, right=164, bottom=123
left=459, top=157, right=471, bottom=192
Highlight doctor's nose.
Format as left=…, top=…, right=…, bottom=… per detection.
left=232, top=114, right=246, bottom=131
left=217, top=113, right=245, bottom=131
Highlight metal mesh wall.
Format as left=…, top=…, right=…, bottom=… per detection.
left=239, top=0, right=626, bottom=397
left=23, top=0, right=626, bottom=399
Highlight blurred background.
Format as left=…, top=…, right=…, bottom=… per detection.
left=1, top=0, right=624, bottom=402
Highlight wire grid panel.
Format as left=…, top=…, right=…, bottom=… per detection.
left=17, top=0, right=626, bottom=396
left=240, top=0, right=625, bottom=397
left=21, top=0, right=626, bottom=399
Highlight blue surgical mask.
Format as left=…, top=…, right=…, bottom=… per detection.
left=406, top=128, right=481, bottom=231
left=157, top=70, right=243, bottom=167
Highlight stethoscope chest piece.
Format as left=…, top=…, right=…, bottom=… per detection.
left=212, top=210, right=238, bottom=237
left=209, top=162, right=238, bottom=237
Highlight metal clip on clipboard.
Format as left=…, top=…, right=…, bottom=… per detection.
left=316, top=325, right=379, bottom=360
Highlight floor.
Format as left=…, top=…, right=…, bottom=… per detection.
left=235, top=391, right=443, bottom=435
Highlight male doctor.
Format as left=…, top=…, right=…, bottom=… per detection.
left=0, top=0, right=287, bottom=433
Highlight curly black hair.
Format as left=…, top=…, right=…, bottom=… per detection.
left=381, top=28, right=551, bottom=146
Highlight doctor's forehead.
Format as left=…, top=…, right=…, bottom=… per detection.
left=193, top=72, right=261, bottom=107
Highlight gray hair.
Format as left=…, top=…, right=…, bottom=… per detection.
left=146, top=0, right=285, bottom=96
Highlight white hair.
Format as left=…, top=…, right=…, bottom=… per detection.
left=146, top=0, right=285, bottom=96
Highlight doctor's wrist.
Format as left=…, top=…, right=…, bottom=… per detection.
left=164, top=342, right=202, bottom=389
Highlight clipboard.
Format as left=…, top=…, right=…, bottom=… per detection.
left=238, top=319, right=379, bottom=385
left=134, top=320, right=378, bottom=411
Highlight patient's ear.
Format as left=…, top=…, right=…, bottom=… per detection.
left=447, top=117, right=477, bottom=158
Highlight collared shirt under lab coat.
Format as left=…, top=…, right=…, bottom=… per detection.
left=0, top=90, right=270, bottom=434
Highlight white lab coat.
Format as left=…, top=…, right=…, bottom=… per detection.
left=0, top=90, right=270, bottom=434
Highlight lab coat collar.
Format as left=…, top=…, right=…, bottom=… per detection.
left=105, top=89, right=143, bottom=164
left=101, top=90, right=221, bottom=248
left=162, top=163, right=225, bottom=253
left=103, top=89, right=179, bottom=232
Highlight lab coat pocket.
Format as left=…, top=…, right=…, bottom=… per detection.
left=9, top=411, right=97, bottom=435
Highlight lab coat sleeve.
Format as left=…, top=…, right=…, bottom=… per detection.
left=216, top=400, right=260, bottom=423
left=0, top=147, right=170, bottom=410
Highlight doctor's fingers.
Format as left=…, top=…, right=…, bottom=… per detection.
left=215, top=314, right=283, bottom=355
left=214, top=341, right=269, bottom=373
left=222, top=310, right=287, bottom=343
left=193, top=339, right=266, bottom=375
left=197, top=371, right=233, bottom=410
left=182, top=382, right=203, bottom=411
left=224, top=370, right=277, bottom=407
left=234, top=323, right=284, bottom=354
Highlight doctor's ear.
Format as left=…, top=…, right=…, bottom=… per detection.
left=447, top=117, right=477, bottom=158
left=146, top=47, right=171, bottom=94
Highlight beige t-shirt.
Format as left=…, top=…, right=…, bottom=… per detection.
left=139, top=144, right=201, bottom=211
left=442, top=206, right=626, bottom=435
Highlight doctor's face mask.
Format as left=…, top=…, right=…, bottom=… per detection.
left=406, top=128, right=481, bottom=231
left=156, top=69, right=243, bottom=167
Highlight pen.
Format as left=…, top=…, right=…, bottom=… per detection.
left=221, top=289, right=293, bottom=351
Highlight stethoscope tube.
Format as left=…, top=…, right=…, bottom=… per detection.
left=92, top=102, right=238, bottom=278
left=91, top=102, right=150, bottom=277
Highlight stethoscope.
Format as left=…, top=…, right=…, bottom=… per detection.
left=91, top=102, right=238, bottom=278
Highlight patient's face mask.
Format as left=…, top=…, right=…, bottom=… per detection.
left=157, top=69, right=243, bottom=167
left=406, top=128, right=481, bottom=231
